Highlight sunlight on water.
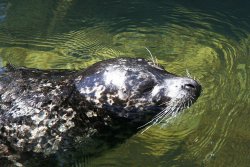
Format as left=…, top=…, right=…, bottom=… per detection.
left=0, top=0, right=249, bottom=166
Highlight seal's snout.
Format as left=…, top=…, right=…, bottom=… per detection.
left=183, top=83, right=195, bottom=91
left=181, top=78, right=201, bottom=97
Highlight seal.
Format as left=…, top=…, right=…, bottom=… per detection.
left=0, top=58, right=201, bottom=166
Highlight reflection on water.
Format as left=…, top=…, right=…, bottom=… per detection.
left=0, top=0, right=250, bottom=166
left=0, top=0, right=9, bottom=22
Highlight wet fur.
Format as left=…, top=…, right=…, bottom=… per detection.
left=0, top=58, right=201, bottom=166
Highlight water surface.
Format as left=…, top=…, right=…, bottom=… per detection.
left=0, top=0, right=249, bottom=166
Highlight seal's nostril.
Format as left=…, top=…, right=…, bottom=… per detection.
left=183, top=84, right=196, bottom=91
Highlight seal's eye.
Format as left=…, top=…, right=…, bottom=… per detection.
left=141, top=85, right=154, bottom=93
left=138, top=80, right=156, bottom=93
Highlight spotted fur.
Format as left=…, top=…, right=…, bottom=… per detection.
left=0, top=58, right=201, bottom=165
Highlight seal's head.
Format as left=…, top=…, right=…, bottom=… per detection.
left=74, top=58, right=201, bottom=124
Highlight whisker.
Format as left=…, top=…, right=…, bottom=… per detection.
left=157, top=105, right=177, bottom=125
left=185, top=69, right=198, bottom=82
left=186, top=69, right=191, bottom=78
left=140, top=124, right=152, bottom=133
left=157, top=101, right=180, bottom=124
left=139, top=95, right=195, bottom=133
left=155, top=57, right=159, bottom=66
left=145, top=47, right=155, bottom=66
left=138, top=118, right=156, bottom=130
left=139, top=104, right=173, bottom=132
left=138, top=107, right=169, bottom=129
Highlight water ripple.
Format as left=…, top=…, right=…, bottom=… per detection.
left=0, top=0, right=249, bottom=166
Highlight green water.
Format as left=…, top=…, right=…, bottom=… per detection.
left=0, top=0, right=249, bottom=166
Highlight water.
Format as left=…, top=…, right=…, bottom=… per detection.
left=0, top=0, right=249, bottom=166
